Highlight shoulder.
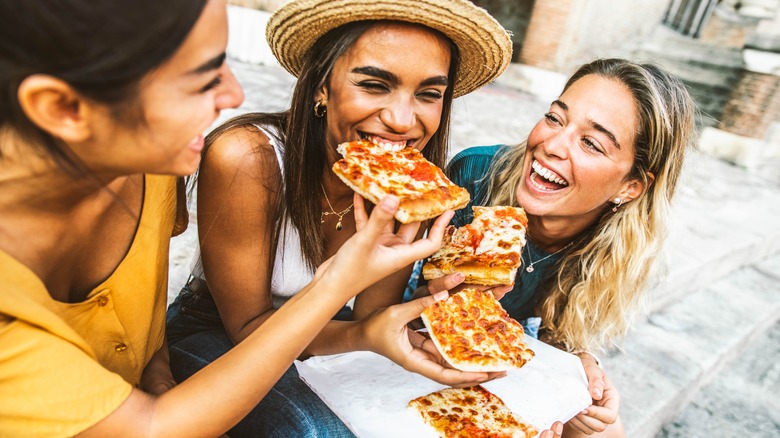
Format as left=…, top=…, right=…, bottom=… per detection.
left=202, top=124, right=280, bottom=179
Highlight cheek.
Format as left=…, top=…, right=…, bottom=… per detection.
left=419, top=103, right=444, bottom=135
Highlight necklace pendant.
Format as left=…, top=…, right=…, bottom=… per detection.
left=336, top=218, right=343, bottom=231
left=526, top=265, right=535, bottom=273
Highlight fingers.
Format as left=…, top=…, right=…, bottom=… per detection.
left=398, top=291, right=450, bottom=321
left=352, top=193, right=368, bottom=230
left=426, top=273, right=465, bottom=294
left=426, top=210, right=454, bottom=242
left=488, top=284, right=513, bottom=300
left=585, top=365, right=605, bottom=401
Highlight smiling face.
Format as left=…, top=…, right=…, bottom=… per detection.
left=315, top=22, right=451, bottom=154
left=516, top=74, right=645, bottom=234
left=83, top=0, right=244, bottom=176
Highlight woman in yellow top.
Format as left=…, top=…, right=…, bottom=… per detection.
left=0, top=0, right=468, bottom=436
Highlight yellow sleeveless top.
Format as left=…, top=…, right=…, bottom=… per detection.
left=0, top=174, right=177, bottom=437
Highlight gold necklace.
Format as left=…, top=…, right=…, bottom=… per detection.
left=525, top=241, right=573, bottom=273
left=320, top=184, right=353, bottom=231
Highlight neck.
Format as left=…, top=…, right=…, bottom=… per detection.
left=526, top=213, right=590, bottom=253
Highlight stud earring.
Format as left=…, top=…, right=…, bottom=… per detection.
left=612, top=197, right=623, bottom=212
left=313, top=100, right=327, bottom=117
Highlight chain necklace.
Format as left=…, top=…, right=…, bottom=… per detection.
left=320, top=184, right=353, bottom=231
left=525, top=241, right=573, bottom=273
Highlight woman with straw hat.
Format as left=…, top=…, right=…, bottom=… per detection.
left=166, top=0, right=517, bottom=436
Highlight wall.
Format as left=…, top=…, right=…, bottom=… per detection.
left=519, top=0, right=669, bottom=73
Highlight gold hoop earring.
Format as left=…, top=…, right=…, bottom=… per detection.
left=314, top=100, right=327, bottom=117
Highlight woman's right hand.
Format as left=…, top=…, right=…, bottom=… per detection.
left=315, top=194, right=452, bottom=295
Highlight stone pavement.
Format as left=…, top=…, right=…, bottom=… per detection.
left=168, top=55, right=780, bottom=437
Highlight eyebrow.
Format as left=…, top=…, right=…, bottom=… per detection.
left=551, top=99, right=621, bottom=150
left=188, top=52, right=227, bottom=75
left=352, top=66, right=449, bottom=87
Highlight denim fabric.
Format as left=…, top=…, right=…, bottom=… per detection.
left=166, top=287, right=355, bottom=437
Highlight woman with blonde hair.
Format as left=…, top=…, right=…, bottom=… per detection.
left=423, top=58, right=697, bottom=437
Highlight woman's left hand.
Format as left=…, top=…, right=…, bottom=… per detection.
left=566, top=353, right=621, bottom=434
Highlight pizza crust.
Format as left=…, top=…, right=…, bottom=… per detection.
left=422, top=263, right=518, bottom=286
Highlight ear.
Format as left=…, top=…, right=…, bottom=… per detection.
left=16, top=74, right=94, bottom=143
left=314, top=83, right=328, bottom=105
left=616, top=172, right=652, bottom=204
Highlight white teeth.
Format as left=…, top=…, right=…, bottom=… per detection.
left=364, top=134, right=407, bottom=152
left=531, top=160, right=568, bottom=186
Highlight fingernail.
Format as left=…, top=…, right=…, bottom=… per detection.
left=454, top=273, right=465, bottom=282
left=432, top=291, right=449, bottom=301
left=593, top=388, right=602, bottom=398
left=555, top=423, right=563, bottom=434
left=380, top=195, right=399, bottom=211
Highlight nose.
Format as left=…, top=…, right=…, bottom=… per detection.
left=215, top=63, right=244, bottom=110
left=542, top=128, right=572, bottom=160
left=379, top=96, right=416, bottom=133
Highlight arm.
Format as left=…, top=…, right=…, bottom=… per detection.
left=196, top=126, right=280, bottom=344
left=78, top=195, right=451, bottom=437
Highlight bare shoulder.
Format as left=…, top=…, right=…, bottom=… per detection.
left=201, top=124, right=279, bottom=179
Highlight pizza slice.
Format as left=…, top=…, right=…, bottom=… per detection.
left=423, top=206, right=528, bottom=286
left=408, top=385, right=539, bottom=438
left=332, top=140, right=470, bottom=224
left=421, top=288, right=534, bottom=372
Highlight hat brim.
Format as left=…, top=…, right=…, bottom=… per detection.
left=266, top=0, right=512, bottom=98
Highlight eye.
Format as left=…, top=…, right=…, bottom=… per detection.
left=357, top=81, right=390, bottom=93
left=417, top=89, right=443, bottom=102
left=582, top=137, right=604, bottom=154
left=200, top=75, right=222, bottom=93
left=544, top=112, right=561, bottom=125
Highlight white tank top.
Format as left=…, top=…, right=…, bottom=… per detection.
left=190, top=124, right=314, bottom=309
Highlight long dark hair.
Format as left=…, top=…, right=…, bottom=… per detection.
left=0, top=0, right=208, bottom=172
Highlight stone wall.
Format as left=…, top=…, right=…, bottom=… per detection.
left=720, top=69, right=780, bottom=139
left=518, top=0, right=668, bottom=73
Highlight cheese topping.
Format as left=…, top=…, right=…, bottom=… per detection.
left=421, top=289, right=534, bottom=372
left=409, top=385, right=539, bottom=438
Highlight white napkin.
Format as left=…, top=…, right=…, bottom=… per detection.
left=295, top=335, right=591, bottom=437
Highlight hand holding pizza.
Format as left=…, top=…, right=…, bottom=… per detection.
left=314, top=194, right=452, bottom=294
left=352, top=292, right=507, bottom=388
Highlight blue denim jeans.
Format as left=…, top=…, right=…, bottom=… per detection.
left=166, top=286, right=355, bottom=437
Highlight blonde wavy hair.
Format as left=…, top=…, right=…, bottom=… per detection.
left=484, top=59, right=696, bottom=353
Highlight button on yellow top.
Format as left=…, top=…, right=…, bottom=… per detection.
left=97, top=296, right=109, bottom=307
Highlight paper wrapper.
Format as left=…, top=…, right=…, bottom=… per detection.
left=295, top=335, right=591, bottom=437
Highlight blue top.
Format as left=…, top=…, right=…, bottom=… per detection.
left=445, top=145, right=563, bottom=326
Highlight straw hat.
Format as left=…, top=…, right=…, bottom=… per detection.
left=266, top=0, right=512, bottom=98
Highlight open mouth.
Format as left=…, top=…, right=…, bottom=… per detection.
left=530, top=160, right=568, bottom=191
left=360, top=133, right=412, bottom=152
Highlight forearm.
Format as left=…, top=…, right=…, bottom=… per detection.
left=300, top=319, right=361, bottom=358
